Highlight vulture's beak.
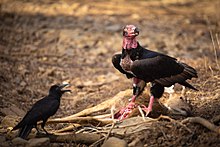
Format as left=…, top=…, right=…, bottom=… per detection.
left=123, top=25, right=139, bottom=37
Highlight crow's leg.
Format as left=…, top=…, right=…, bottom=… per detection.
left=34, top=124, right=40, bottom=133
left=41, top=120, right=51, bottom=135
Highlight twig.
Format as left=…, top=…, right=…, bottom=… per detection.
left=93, top=114, right=112, bottom=119
left=111, top=105, right=115, bottom=121
left=55, top=124, right=80, bottom=133
left=104, top=122, right=115, bottom=143
left=158, top=115, right=192, bottom=133
left=138, top=105, right=146, bottom=121
left=158, top=126, right=168, bottom=140
left=206, top=17, right=220, bottom=69
left=208, top=65, right=214, bottom=76
left=203, top=56, right=208, bottom=73
left=182, top=117, right=220, bottom=134
left=75, top=127, right=100, bottom=134
left=128, top=137, right=142, bottom=147
left=89, top=137, right=106, bottom=147
left=216, top=33, right=220, bottom=51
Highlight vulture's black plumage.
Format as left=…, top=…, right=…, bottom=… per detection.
left=112, top=25, right=198, bottom=120
left=12, top=84, right=71, bottom=139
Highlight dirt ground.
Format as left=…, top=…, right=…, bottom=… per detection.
left=0, top=0, right=220, bottom=146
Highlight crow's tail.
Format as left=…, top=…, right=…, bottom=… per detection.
left=18, top=125, right=33, bottom=139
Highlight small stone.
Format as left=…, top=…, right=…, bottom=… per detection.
left=12, top=137, right=28, bottom=146
left=27, top=138, right=50, bottom=147
left=101, top=137, right=128, bottom=147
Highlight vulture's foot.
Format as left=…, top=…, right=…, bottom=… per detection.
left=141, top=95, right=154, bottom=116
left=140, top=104, right=152, bottom=117
left=114, top=102, right=137, bottom=120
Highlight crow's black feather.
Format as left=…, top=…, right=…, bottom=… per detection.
left=12, top=84, right=70, bottom=139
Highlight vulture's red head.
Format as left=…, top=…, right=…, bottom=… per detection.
left=122, top=25, right=139, bottom=49
left=123, top=25, right=139, bottom=38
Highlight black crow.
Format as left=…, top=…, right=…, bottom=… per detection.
left=12, top=83, right=71, bottom=139
left=112, top=25, right=198, bottom=120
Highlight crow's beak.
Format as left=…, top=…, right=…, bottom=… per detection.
left=59, top=83, right=70, bottom=89
left=59, top=83, right=71, bottom=93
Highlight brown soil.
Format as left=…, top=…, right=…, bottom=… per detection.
left=0, top=0, right=220, bottom=146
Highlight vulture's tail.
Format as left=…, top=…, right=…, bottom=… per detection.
left=179, top=81, right=198, bottom=91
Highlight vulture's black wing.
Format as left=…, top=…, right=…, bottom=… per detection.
left=131, top=53, right=198, bottom=89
